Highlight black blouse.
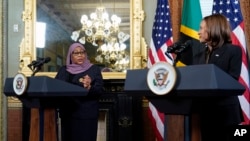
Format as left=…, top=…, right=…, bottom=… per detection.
left=55, top=65, right=104, bottom=119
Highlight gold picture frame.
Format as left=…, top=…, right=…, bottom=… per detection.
left=19, top=0, right=147, bottom=79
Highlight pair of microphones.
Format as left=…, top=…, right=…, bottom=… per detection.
left=27, top=57, right=51, bottom=71
left=166, top=40, right=192, bottom=54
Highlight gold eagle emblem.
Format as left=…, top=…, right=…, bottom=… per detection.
left=154, top=70, right=169, bottom=86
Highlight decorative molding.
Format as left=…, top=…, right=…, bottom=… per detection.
left=131, top=0, right=145, bottom=69
left=118, top=116, right=133, bottom=127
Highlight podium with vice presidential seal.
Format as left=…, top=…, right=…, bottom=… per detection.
left=124, top=62, right=245, bottom=141
left=4, top=57, right=89, bottom=141
left=4, top=75, right=89, bottom=141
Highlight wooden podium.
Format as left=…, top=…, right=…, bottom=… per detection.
left=124, top=64, right=245, bottom=141
left=4, top=76, right=89, bottom=141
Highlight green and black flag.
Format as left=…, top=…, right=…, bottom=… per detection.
left=179, top=0, right=204, bottom=65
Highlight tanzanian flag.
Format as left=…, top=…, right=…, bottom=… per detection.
left=178, top=0, right=204, bottom=65
left=180, top=0, right=202, bottom=40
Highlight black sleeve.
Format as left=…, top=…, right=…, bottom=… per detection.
left=55, top=66, right=68, bottom=81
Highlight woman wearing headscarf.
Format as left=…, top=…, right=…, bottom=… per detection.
left=55, top=42, right=104, bottom=141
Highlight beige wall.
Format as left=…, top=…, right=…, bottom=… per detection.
left=143, top=0, right=157, bottom=46
left=7, top=0, right=24, bottom=77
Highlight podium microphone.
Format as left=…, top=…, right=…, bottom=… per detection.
left=27, top=57, right=51, bottom=70
left=166, top=41, right=182, bottom=53
left=166, top=40, right=192, bottom=54
left=27, top=57, right=51, bottom=76
left=34, top=57, right=51, bottom=67
left=175, top=40, right=192, bottom=54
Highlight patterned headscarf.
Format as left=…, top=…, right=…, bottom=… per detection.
left=66, top=43, right=93, bottom=74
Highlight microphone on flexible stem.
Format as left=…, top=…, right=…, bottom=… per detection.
left=174, top=40, right=192, bottom=54
left=28, top=60, right=38, bottom=70
left=27, top=57, right=51, bottom=69
left=164, top=40, right=192, bottom=66
left=27, top=57, right=51, bottom=76
left=166, top=41, right=182, bottom=53
left=165, top=41, right=182, bottom=61
left=166, top=40, right=192, bottom=54
left=33, top=57, right=51, bottom=67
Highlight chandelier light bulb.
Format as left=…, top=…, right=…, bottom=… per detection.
left=120, top=43, right=126, bottom=50
left=95, top=55, right=103, bottom=63
left=111, top=15, right=121, bottom=24
left=111, top=15, right=117, bottom=22
left=101, top=44, right=107, bottom=51
left=92, top=41, right=98, bottom=46
left=116, top=17, right=121, bottom=24
left=120, top=58, right=126, bottom=64
left=105, top=21, right=111, bottom=29
left=71, top=31, right=80, bottom=41
left=86, top=20, right=92, bottom=27
left=85, top=29, right=93, bottom=36
left=114, top=43, right=120, bottom=51
left=102, top=12, right=109, bottom=20
left=105, top=55, right=110, bottom=61
left=118, top=32, right=125, bottom=39
left=79, top=37, right=86, bottom=44
left=81, top=15, right=88, bottom=24
left=90, top=13, right=97, bottom=20
left=104, top=29, right=110, bottom=36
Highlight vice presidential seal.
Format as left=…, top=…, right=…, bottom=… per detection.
left=13, top=73, right=28, bottom=95
left=147, top=61, right=177, bottom=95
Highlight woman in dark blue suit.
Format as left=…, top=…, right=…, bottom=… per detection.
left=190, top=14, right=243, bottom=141
left=55, top=42, right=104, bottom=141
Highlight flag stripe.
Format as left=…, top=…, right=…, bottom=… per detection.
left=148, top=102, right=165, bottom=139
left=180, top=25, right=200, bottom=40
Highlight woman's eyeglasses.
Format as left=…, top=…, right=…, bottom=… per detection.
left=72, top=51, right=85, bottom=56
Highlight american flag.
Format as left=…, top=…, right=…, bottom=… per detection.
left=212, top=0, right=250, bottom=124
left=148, top=0, right=174, bottom=67
left=147, top=0, right=174, bottom=140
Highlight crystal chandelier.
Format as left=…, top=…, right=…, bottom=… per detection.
left=71, top=6, right=130, bottom=72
